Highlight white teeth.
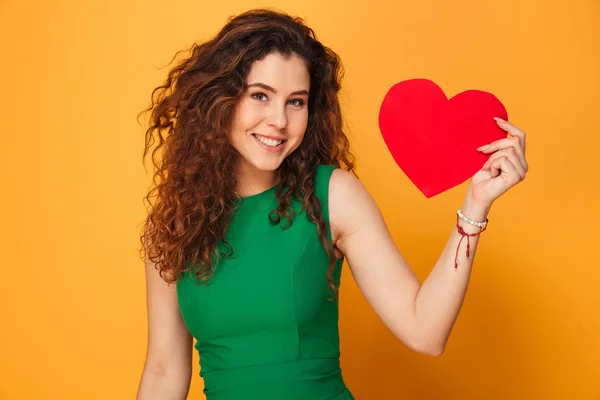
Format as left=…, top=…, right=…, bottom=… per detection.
left=255, top=134, right=283, bottom=147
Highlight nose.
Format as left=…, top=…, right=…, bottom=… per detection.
left=266, top=103, right=288, bottom=130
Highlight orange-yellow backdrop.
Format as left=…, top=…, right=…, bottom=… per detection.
left=1, top=0, right=598, bottom=399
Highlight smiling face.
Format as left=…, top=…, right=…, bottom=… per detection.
left=228, top=52, right=310, bottom=177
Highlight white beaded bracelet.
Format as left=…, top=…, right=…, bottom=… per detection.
left=457, top=209, right=488, bottom=228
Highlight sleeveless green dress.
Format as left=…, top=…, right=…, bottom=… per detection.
left=177, top=164, right=355, bottom=400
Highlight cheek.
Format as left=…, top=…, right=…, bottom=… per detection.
left=240, top=104, right=263, bottom=125
left=290, top=111, right=309, bottom=136
left=230, top=104, right=262, bottom=140
left=288, top=123, right=308, bottom=150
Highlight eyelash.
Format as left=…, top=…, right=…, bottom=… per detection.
left=251, top=92, right=305, bottom=107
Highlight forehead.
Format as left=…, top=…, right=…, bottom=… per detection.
left=246, top=52, right=310, bottom=91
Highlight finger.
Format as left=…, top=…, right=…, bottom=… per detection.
left=482, top=148, right=526, bottom=179
left=490, top=156, right=522, bottom=185
left=478, top=137, right=528, bottom=171
left=493, top=117, right=527, bottom=152
left=477, top=136, right=523, bottom=154
left=482, top=146, right=526, bottom=172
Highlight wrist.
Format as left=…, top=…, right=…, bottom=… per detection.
left=461, top=196, right=491, bottom=222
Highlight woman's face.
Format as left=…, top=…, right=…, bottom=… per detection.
left=228, top=52, right=310, bottom=174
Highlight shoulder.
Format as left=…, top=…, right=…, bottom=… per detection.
left=329, top=167, right=374, bottom=218
left=314, top=164, right=366, bottom=206
left=329, top=167, right=363, bottom=199
left=325, top=166, right=381, bottom=242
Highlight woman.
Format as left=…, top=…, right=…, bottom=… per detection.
left=136, top=8, right=528, bottom=400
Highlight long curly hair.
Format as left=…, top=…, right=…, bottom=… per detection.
left=138, top=8, right=356, bottom=300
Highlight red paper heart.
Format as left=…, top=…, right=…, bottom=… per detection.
left=378, top=79, right=508, bottom=198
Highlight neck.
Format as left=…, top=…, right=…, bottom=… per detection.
left=235, top=160, right=279, bottom=197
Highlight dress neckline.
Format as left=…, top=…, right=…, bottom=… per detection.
left=236, top=183, right=278, bottom=202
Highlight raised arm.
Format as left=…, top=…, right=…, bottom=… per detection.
left=136, top=237, right=193, bottom=400
left=331, top=118, right=528, bottom=356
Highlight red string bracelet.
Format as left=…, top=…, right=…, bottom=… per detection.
left=454, top=214, right=487, bottom=269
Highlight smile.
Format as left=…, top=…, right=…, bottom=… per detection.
left=253, top=134, right=286, bottom=147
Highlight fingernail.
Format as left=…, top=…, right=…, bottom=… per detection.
left=477, top=145, right=490, bottom=151
left=494, top=117, right=504, bottom=123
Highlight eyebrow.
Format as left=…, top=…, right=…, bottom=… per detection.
left=247, top=82, right=309, bottom=96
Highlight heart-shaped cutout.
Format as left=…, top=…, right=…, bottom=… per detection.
left=378, top=79, right=508, bottom=198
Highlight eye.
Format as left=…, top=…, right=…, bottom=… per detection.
left=288, top=99, right=305, bottom=107
left=251, top=92, right=268, bottom=101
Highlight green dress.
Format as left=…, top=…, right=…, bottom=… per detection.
left=177, top=164, right=355, bottom=400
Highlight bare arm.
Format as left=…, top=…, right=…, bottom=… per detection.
left=136, top=238, right=193, bottom=400
left=331, top=119, right=527, bottom=356
left=330, top=169, right=475, bottom=356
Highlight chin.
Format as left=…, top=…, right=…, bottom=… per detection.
left=255, top=158, right=284, bottom=171
left=242, top=154, right=285, bottom=172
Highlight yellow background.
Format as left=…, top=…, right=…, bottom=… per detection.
left=1, top=0, right=598, bottom=399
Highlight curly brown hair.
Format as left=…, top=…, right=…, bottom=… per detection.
left=138, top=8, right=356, bottom=300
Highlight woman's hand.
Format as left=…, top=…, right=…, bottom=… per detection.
left=464, top=117, right=529, bottom=212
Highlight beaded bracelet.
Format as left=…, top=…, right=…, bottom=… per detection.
left=454, top=210, right=488, bottom=269
left=457, top=208, right=488, bottom=228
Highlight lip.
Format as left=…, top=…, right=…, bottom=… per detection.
left=253, top=133, right=287, bottom=141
